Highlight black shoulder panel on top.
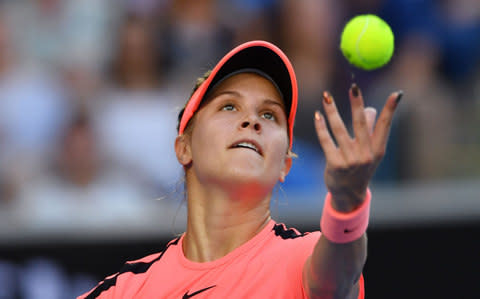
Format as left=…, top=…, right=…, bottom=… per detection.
left=84, top=237, right=180, bottom=299
left=273, top=223, right=308, bottom=239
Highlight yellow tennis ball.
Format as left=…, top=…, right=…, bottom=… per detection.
left=340, top=14, right=394, bottom=70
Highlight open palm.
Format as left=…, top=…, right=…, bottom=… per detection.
left=314, top=84, right=402, bottom=211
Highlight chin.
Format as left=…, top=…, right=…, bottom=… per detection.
left=222, top=167, right=276, bottom=190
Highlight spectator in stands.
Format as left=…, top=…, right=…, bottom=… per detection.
left=93, top=15, right=182, bottom=194
left=16, top=109, right=151, bottom=229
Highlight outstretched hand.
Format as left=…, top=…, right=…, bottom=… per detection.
left=314, top=84, right=402, bottom=212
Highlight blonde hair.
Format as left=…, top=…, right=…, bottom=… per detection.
left=176, top=70, right=212, bottom=133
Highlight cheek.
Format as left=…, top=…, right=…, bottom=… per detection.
left=191, top=129, right=210, bottom=160
left=268, top=131, right=290, bottom=163
left=190, top=118, right=228, bottom=159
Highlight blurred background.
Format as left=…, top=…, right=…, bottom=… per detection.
left=0, top=0, right=479, bottom=298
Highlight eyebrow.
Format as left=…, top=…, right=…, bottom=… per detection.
left=210, top=90, right=285, bottom=109
left=203, top=90, right=239, bottom=104
left=212, top=90, right=241, bottom=99
left=263, top=99, right=285, bottom=109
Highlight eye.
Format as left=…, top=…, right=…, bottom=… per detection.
left=262, top=111, right=276, bottom=121
left=221, top=104, right=236, bottom=111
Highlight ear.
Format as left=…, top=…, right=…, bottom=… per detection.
left=279, top=155, right=292, bottom=183
left=175, top=135, right=192, bottom=166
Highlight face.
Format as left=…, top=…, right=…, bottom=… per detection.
left=176, top=72, right=292, bottom=196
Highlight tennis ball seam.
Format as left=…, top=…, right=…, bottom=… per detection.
left=355, top=16, right=371, bottom=66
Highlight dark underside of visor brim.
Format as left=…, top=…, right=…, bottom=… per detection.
left=205, top=46, right=293, bottom=115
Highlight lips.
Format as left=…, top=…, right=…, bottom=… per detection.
left=229, top=139, right=263, bottom=156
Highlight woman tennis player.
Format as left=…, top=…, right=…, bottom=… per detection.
left=79, top=40, right=402, bottom=299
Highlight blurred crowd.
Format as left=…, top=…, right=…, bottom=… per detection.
left=0, top=0, right=479, bottom=224
left=0, top=0, right=479, bottom=297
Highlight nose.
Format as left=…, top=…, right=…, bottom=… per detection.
left=240, top=118, right=261, bottom=132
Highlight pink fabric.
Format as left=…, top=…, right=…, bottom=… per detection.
left=320, top=189, right=371, bottom=244
left=78, top=221, right=365, bottom=298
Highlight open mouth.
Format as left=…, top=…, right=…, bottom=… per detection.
left=230, top=140, right=262, bottom=156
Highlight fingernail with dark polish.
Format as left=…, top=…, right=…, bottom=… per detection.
left=395, top=90, right=404, bottom=104
left=351, top=83, right=359, bottom=97
left=323, top=91, right=332, bottom=104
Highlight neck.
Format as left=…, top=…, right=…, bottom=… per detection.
left=183, top=177, right=272, bottom=263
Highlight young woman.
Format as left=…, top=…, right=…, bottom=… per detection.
left=79, top=40, right=402, bottom=299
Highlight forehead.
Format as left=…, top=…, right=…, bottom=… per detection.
left=204, top=72, right=284, bottom=107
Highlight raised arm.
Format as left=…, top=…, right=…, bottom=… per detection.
left=303, top=84, right=402, bottom=299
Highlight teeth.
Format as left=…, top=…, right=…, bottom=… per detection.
left=235, top=142, right=258, bottom=152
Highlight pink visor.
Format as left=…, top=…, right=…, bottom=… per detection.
left=178, top=40, right=298, bottom=149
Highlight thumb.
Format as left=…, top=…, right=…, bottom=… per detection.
left=364, top=107, right=377, bottom=135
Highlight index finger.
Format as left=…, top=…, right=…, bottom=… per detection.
left=372, top=91, right=403, bottom=158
